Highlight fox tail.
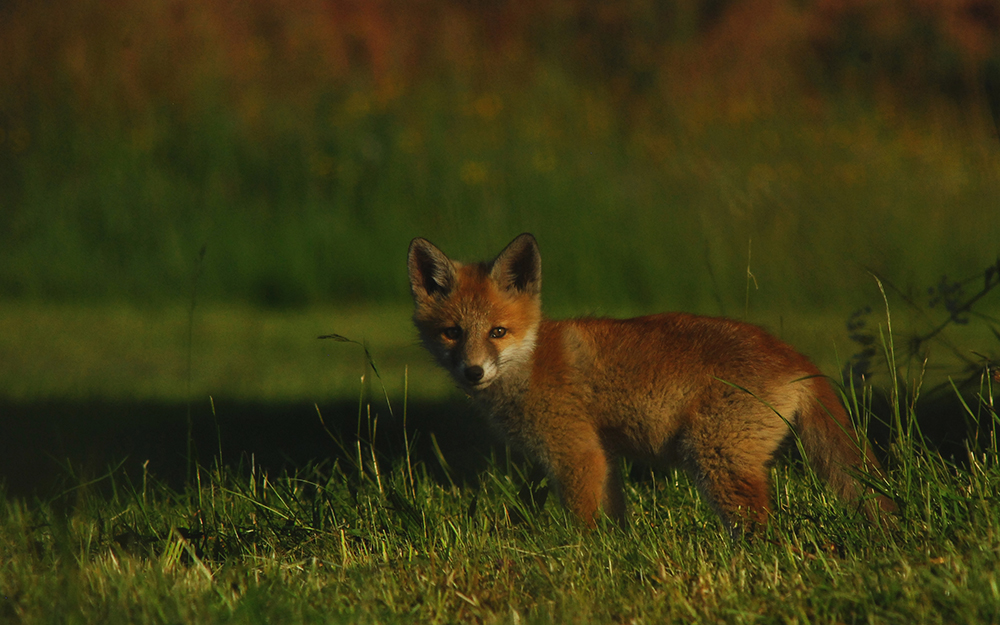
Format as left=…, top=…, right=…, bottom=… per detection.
left=797, top=378, right=897, bottom=518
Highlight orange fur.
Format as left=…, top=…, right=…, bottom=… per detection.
left=408, top=233, right=896, bottom=531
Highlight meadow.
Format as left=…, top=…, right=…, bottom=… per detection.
left=2, top=321, right=1000, bottom=623
left=2, top=276, right=999, bottom=622
left=2, top=0, right=1000, bottom=622
left=2, top=0, right=999, bottom=315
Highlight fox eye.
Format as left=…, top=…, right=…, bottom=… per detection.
left=489, top=327, right=507, bottom=339
left=441, top=327, right=462, bottom=341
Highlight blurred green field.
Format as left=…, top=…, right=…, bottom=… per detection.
left=0, top=302, right=450, bottom=402
left=0, top=294, right=994, bottom=403
left=2, top=1, right=999, bottom=314
left=2, top=91, right=997, bottom=404
left=3, top=95, right=998, bottom=316
left=1, top=0, right=998, bottom=402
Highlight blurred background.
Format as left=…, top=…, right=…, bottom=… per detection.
left=1, top=0, right=998, bottom=490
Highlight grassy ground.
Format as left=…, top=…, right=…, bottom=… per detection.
left=2, top=291, right=999, bottom=623
left=0, top=287, right=995, bottom=403
left=0, top=302, right=448, bottom=402
left=1, top=357, right=998, bottom=624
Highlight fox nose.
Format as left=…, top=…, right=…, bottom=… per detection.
left=464, top=365, right=484, bottom=383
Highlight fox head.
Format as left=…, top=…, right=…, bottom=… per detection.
left=407, top=233, right=542, bottom=392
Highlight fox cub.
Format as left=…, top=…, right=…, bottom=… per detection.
left=407, top=233, right=895, bottom=530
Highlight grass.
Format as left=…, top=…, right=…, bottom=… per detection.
left=0, top=302, right=450, bottom=402
left=3, top=65, right=999, bottom=315
left=2, top=390, right=999, bottom=623
left=2, top=311, right=999, bottom=623
left=2, top=263, right=996, bottom=403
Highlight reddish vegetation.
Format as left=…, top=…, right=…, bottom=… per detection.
left=1, top=0, right=996, bottom=128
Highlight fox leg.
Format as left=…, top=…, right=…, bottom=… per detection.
left=547, top=429, right=625, bottom=528
left=694, top=461, right=771, bottom=533
left=681, top=432, right=774, bottom=533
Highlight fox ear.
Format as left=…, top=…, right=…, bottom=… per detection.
left=408, top=237, right=457, bottom=299
left=490, top=233, right=541, bottom=295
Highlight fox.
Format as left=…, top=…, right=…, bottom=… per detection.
left=407, top=232, right=896, bottom=532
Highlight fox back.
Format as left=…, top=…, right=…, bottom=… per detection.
left=408, top=233, right=895, bottom=531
